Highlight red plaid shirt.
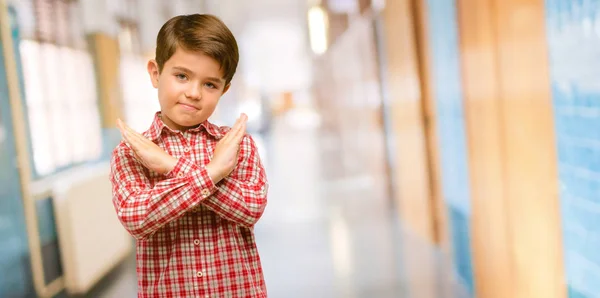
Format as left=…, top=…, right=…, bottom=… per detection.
left=110, top=112, right=268, bottom=298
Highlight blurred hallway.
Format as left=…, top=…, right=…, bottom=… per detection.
left=3, top=0, right=599, bottom=297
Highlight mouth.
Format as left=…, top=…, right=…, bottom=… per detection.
left=178, top=103, right=200, bottom=111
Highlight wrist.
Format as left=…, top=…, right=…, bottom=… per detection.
left=205, top=163, right=224, bottom=184
left=163, top=156, right=178, bottom=174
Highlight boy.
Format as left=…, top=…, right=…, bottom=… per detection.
left=109, top=14, right=269, bottom=298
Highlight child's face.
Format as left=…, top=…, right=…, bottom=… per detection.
left=147, top=47, right=230, bottom=131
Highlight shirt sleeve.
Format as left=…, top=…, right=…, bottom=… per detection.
left=201, top=134, right=269, bottom=227
left=109, top=144, right=218, bottom=240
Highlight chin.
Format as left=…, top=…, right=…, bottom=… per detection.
left=176, top=115, right=206, bottom=127
left=161, top=110, right=202, bottom=128
left=175, top=119, right=203, bottom=128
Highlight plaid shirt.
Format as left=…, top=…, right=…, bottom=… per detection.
left=110, top=112, right=268, bottom=298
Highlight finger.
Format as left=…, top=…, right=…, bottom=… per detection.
left=117, top=119, right=128, bottom=137
left=118, top=120, right=132, bottom=144
left=120, top=133, right=132, bottom=148
left=117, top=120, right=144, bottom=154
left=117, top=119, right=135, bottom=141
left=128, top=130, right=150, bottom=148
left=231, top=114, right=246, bottom=136
left=230, top=116, right=244, bottom=135
left=118, top=119, right=139, bottom=139
left=234, top=118, right=247, bottom=144
left=122, top=131, right=141, bottom=153
left=119, top=123, right=138, bottom=142
left=122, top=122, right=144, bottom=140
left=223, top=116, right=243, bottom=142
left=120, top=127, right=147, bottom=153
left=232, top=115, right=246, bottom=136
left=233, top=116, right=246, bottom=143
left=121, top=122, right=153, bottom=148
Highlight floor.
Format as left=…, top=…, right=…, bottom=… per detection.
left=78, top=114, right=469, bottom=298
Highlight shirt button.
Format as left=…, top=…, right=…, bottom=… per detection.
left=177, top=173, right=184, bottom=178
left=184, top=147, right=190, bottom=152
left=201, top=189, right=210, bottom=198
left=194, top=239, right=200, bottom=245
left=196, top=271, right=204, bottom=277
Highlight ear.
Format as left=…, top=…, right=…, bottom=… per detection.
left=147, top=59, right=160, bottom=88
left=222, top=83, right=231, bottom=95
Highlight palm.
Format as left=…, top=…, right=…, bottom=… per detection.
left=207, top=114, right=247, bottom=182
left=117, top=119, right=177, bottom=174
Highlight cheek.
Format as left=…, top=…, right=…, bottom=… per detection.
left=159, top=80, right=182, bottom=98
left=202, top=93, right=221, bottom=107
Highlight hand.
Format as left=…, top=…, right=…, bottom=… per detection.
left=117, top=119, right=178, bottom=174
left=206, top=114, right=247, bottom=183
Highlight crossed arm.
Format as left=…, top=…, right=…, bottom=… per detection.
left=110, top=115, right=268, bottom=240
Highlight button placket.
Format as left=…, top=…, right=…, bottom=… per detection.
left=191, top=211, right=207, bottom=298
left=178, top=131, right=190, bottom=148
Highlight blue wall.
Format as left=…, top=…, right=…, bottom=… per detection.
left=0, top=7, right=64, bottom=298
left=425, top=0, right=474, bottom=294
left=0, top=7, right=34, bottom=297
left=546, top=1, right=600, bottom=297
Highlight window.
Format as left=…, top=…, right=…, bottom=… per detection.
left=16, top=0, right=102, bottom=177
left=118, top=15, right=160, bottom=132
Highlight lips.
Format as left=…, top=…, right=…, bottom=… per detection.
left=178, top=103, right=199, bottom=111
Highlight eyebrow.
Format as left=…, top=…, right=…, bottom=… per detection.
left=172, top=66, right=192, bottom=74
left=205, top=77, right=225, bottom=84
left=172, top=66, right=225, bottom=84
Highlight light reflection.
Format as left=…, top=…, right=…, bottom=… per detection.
left=328, top=205, right=357, bottom=297
left=308, top=6, right=328, bottom=55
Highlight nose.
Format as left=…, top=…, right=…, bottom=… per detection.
left=185, top=83, right=201, bottom=100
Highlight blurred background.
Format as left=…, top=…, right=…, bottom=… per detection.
left=0, top=0, right=594, bottom=297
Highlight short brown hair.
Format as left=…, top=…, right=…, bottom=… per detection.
left=155, top=14, right=239, bottom=85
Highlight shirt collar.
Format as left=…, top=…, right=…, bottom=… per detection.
left=145, top=112, right=224, bottom=141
